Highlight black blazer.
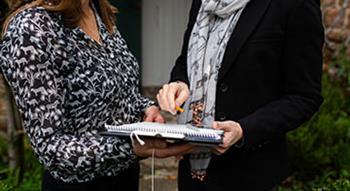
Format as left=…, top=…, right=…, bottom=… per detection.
left=170, top=0, right=324, bottom=190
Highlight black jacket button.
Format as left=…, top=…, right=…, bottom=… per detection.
left=219, top=83, right=229, bottom=93
left=218, top=112, right=226, bottom=121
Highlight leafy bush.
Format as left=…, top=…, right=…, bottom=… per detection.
left=313, top=179, right=350, bottom=191
left=329, top=46, right=350, bottom=92
left=287, top=76, right=350, bottom=180
left=278, top=178, right=350, bottom=191
left=280, top=50, right=350, bottom=190
left=0, top=137, right=42, bottom=191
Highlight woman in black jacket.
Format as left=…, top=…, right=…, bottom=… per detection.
left=157, top=0, right=324, bottom=190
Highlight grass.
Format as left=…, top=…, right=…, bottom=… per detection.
left=0, top=137, right=42, bottom=191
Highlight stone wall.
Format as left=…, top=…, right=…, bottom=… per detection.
left=322, top=0, right=350, bottom=63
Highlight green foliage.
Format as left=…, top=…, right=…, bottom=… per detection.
left=287, top=76, right=350, bottom=181
left=0, top=182, right=13, bottom=191
left=330, top=46, right=350, bottom=89
left=312, top=179, right=350, bottom=191
left=280, top=50, right=350, bottom=190
left=0, top=136, right=9, bottom=173
left=278, top=178, right=350, bottom=191
left=0, top=138, right=42, bottom=191
left=2, top=165, right=43, bottom=191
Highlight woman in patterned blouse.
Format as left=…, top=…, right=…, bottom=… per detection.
left=0, top=0, right=192, bottom=190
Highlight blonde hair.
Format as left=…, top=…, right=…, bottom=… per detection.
left=2, top=0, right=118, bottom=36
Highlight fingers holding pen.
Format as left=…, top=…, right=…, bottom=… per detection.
left=175, top=84, right=190, bottom=108
left=157, top=84, right=170, bottom=111
left=167, top=83, right=179, bottom=114
left=157, top=81, right=190, bottom=115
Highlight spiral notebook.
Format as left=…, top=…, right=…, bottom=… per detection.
left=101, top=122, right=224, bottom=145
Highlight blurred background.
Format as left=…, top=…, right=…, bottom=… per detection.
left=1, top=0, right=350, bottom=190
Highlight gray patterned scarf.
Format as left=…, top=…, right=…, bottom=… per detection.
left=178, top=0, right=250, bottom=180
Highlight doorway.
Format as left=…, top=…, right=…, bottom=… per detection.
left=110, top=0, right=142, bottom=61
left=141, top=0, right=192, bottom=87
left=109, top=0, right=192, bottom=87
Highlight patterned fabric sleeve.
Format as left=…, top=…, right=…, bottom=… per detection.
left=130, top=69, right=155, bottom=115
left=132, top=84, right=156, bottom=115
left=0, top=9, right=137, bottom=183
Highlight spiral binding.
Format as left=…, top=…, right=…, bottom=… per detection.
left=105, top=123, right=222, bottom=140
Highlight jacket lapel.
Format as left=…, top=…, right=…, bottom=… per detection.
left=218, top=0, right=272, bottom=80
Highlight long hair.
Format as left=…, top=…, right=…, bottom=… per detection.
left=2, top=0, right=117, bottom=36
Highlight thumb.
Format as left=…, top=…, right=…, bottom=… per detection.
left=212, top=121, right=219, bottom=129
left=212, top=121, right=232, bottom=132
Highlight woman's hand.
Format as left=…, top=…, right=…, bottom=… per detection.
left=157, top=81, right=190, bottom=115
left=144, top=106, right=165, bottom=123
left=133, top=139, right=195, bottom=158
left=212, top=121, right=243, bottom=155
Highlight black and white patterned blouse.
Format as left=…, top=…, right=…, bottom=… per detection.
left=0, top=7, right=154, bottom=183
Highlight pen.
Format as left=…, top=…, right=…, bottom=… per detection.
left=175, top=105, right=184, bottom=113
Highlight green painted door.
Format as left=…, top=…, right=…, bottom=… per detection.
left=110, top=0, right=142, bottom=61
